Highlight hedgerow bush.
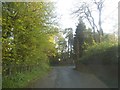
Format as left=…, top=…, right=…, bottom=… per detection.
left=80, top=41, right=118, bottom=64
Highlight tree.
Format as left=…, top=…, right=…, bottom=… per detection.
left=2, top=2, right=57, bottom=76
left=82, top=28, right=94, bottom=50
left=73, top=19, right=85, bottom=67
left=58, top=37, right=67, bottom=60
left=64, top=28, right=74, bottom=59
left=73, top=0, right=104, bottom=42
left=94, top=0, right=104, bottom=36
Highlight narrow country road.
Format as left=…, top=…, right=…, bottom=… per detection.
left=28, top=66, right=108, bottom=88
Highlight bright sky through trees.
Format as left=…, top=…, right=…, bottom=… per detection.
left=54, top=0, right=119, bottom=34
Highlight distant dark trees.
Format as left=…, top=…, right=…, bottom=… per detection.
left=73, top=20, right=85, bottom=67
left=64, top=28, right=74, bottom=59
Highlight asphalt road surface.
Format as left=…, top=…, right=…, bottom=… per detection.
left=28, top=66, right=108, bottom=88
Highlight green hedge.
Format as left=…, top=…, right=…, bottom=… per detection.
left=80, top=42, right=118, bottom=64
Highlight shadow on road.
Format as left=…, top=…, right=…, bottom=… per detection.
left=27, top=66, right=108, bottom=88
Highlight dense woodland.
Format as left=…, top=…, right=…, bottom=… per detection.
left=2, top=1, right=119, bottom=88
left=2, top=2, right=59, bottom=87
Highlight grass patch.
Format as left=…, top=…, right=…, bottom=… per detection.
left=2, top=65, right=51, bottom=88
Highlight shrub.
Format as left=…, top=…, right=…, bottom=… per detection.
left=80, top=41, right=118, bottom=64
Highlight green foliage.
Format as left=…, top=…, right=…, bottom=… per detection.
left=82, top=28, right=94, bottom=50
left=2, top=2, right=58, bottom=87
left=64, top=28, right=74, bottom=58
left=80, top=41, right=118, bottom=64
left=2, top=66, right=51, bottom=88
left=73, top=20, right=86, bottom=58
left=101, top=33, right=118, bottom=43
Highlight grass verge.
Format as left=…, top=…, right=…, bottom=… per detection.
left=2, top=65, right=51, bottom=88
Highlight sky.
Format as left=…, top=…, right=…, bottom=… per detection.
left=1, top=0, right=119, bottom=34
left=53, top=0, right=119, bottom=34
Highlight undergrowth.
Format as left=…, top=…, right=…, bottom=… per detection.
left=80, top=41, right=118, bottom=64
left=2, top=65, right=51, bottom=88
left=79, top=41, right=118, bottom=87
